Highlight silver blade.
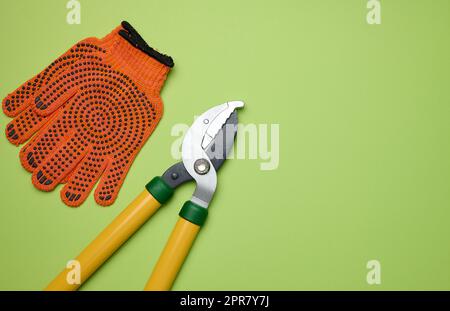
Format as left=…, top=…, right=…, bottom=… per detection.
left=161, top=109, right=240, bottom=189
left=181, top=101, right=244, bottom=207
left=202, top=101, right=244, bottom=150
left=181, top=101, right=244, bottom=164
left=205, top=110, right=238, bottom=168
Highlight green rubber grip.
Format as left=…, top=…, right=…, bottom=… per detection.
left=145, top=177, right=174, bottom=204
left=179, top=201, right=208, bottom=226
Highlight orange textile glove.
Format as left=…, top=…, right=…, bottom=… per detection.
left=3, top=21, right=174, bottom=207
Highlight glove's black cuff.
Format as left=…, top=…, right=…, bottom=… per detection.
left=119, top=21, right=174, bottom=68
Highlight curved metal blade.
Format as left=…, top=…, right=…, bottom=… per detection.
left=163, top=101, right=244, bottom=208
left=183, top=101, right=244, bottom=207
left=161, top=110, right=239, bottom=189
left=181, top=101, right=244, bottom=163
left=202, top=101, right=244, bottom=150
left=206, top=110, right=239, bottom=169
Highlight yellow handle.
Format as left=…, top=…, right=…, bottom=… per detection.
left=46, top=190, right=161, bottom=291
left=144, top=217, right=200, bottom=291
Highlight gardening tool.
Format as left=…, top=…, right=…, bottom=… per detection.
left=46, top=100, right=244, bottom=291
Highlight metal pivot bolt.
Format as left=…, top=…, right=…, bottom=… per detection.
left=194, top=158, right=210, bottom=175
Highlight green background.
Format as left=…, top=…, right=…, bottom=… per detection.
left=0, top=0, right=449, bottom=290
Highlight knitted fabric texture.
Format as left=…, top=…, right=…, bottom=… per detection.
left=3, top=22, right=173, bottom=207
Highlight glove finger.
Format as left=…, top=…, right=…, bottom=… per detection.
left=94, top=156, right=135, bottom=206
left=60, top=155, right=107, bottom=207
left=33, top=52, right=105, bottom=117
left=34, top=72, right=80, bottom=117
left=31, top=131, right=91, bottom=191
left=2, top=78, right=37, bottom=117
left=5, top=105, right=54, bottom=146
left=2, top=39, right=101, bottom=118
left=19, top=111, right=68, bottom=172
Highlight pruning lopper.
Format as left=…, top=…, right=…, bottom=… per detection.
left=46, top=101, right=244, bottom=291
